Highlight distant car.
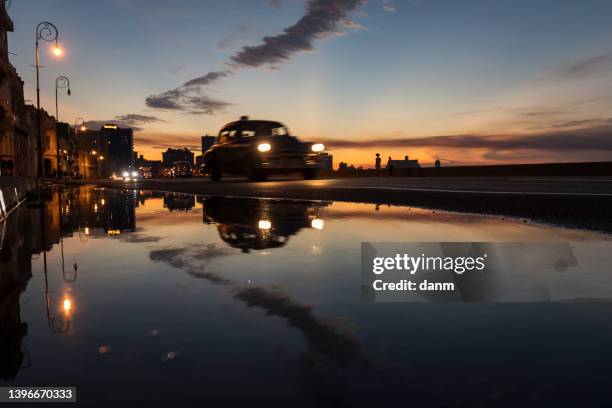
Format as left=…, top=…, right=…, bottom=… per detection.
left=114, top=169, right=140, bottom=182
left=171, top=161, right=192, bottom=178
left=140, top=166, right=153, bottom=179
left=202, top=116, right=325, bottom=181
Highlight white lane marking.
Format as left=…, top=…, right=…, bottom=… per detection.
left=325, top=185, right=612, bottom=196
left=511, top=178, right=612, bottom=182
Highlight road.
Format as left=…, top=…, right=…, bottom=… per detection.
left=81, top=176, right=612, bottom=232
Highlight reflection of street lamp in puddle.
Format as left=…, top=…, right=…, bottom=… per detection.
left=63, top=297, right=72, bottom=314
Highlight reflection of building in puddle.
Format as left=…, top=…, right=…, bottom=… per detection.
left=203, top=197, right=329, bottom=252
left=58, top=186, right=136, bottom=237
left=0, top=211, right=32, bottom=379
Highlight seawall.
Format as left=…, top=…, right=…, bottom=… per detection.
left=0, top=177, right=39, bottom=222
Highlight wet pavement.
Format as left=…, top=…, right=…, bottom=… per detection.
left=1, top=185, right=612, bottom=406
left=87, top=176, right=612, bottom=232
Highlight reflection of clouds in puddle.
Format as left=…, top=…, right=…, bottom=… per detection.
left=149, top=243, right=367, bottom=369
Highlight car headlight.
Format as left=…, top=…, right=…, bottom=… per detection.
left=311, top=218, right=324, bottom=230
left=257, top=143, right=271, bottom=152
left=122, top=171, right=129, bottom=177
left=131, top=171, right=139, bottom=177
left=311, top=143, right=325, bottom=152
left=258, top=220, right=272, bottom=230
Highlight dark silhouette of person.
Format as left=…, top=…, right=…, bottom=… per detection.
left=375, top=153, right=381, bottom=176
left=387, top=157, right=394, bottom=176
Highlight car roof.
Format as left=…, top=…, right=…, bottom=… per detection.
left=220, top=120, right=286, bottom=132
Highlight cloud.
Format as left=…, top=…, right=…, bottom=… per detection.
left=183, top=70, right=231, bottom=87
left=559, top=53, right=612, bottom=79
left=168, top=63, right=188, bottom=75
left=114, top=114, right=166, bottom=125
left=85, top=114, right=166, bottom=131
left=528, top=118, right=612, bottom=131
left=145, top=87, right=232, bottom=115
left=135, top=133, right=203, bottom=151
left=146, top=0, right=367, bottom=114
left=230, top=0, right=366, bottom=68
left=266, top=0, right=282, bottom=8
left=382, top=0, right=396, bottom=13
left=316, top=124, right=612, bottom=153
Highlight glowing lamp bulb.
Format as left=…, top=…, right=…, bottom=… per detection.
left=80, top=126, right=87, bottom=132
left=63, top=298, right=72, bottom=312
left=53, top=46, right=63, bottom=56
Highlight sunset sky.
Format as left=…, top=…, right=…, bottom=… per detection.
left=9, top=0, right=612, bottom=167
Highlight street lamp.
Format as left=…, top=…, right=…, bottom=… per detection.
left=55, top=75, right=70, bottom=178
left=36, top=22, right=62, bottom=178
left=55, top=76, right=70, bottom=123
left=75, top=117, right=85, bottom=137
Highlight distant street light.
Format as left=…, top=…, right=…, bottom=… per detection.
left=75, top=117, right=85, bottom=137
left=55, top=75, right=71, bottom=178
left=36, top=22, right=62, bottom=178
left=75, top=117, right=85, bottom=178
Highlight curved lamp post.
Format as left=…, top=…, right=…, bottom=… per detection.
left=35, top=22, right=62, bottom=178
left=55, top=76, right=70, bottom=178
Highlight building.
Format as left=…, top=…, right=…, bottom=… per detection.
left=0, top=2, right=29, bottom=176
left=318, top=153, right=333, bottom=171
left=387, top=155, right=420, bottom=170
left=162, top=148, right=194, bottom=168
left=101, top=124, right=133, bottom=174
left=201, top=135, right=215, bottom=154
left=25, top=105, right=58, bottom=177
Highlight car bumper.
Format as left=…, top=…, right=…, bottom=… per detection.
left=258, top=154, right=319, bottom=170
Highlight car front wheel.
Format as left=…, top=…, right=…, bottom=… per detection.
left=245, top=161, right=267, bottom=181
left=303, top=169, right=318, bottom=180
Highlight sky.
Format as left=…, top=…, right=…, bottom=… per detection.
left=8, top=0, right=612, bottom=167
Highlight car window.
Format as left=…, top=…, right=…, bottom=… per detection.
left=218, top=129, right=238, bottom=142
left=218, top=130, right=229, bottom=143
left=270, top=126, right=288, bottom=136
left=241, top=130, right=256, bottom=138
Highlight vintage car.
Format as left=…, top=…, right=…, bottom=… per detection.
left=202, top=117, right=325, bottom=181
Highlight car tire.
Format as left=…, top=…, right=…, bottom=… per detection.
left=245, top=161, right=267, bottom=181
left=303, top=169, right=318, bottom=180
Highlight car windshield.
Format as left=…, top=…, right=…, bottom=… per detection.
left=240, top=123, right=289, bottom=137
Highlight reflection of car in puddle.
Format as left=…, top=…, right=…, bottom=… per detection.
left=163, top=193, right=195, bottom=212
left=203, top=197, right=329, bottom=252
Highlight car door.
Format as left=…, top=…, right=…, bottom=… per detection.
left=214, top=129, right=237, bottom=173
